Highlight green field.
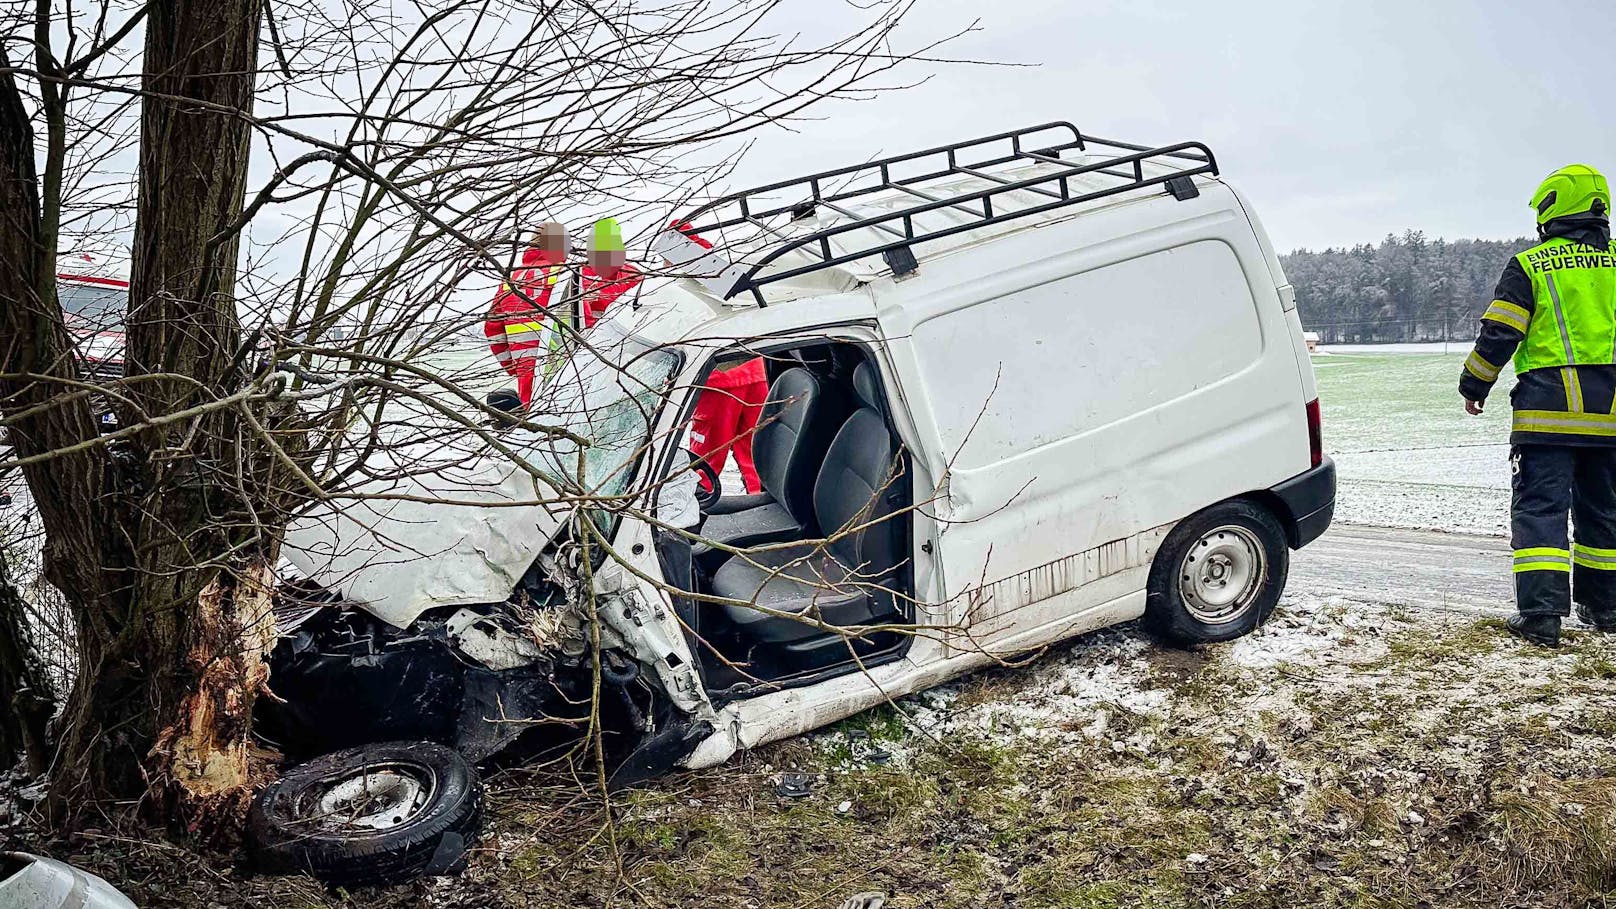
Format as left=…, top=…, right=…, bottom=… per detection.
left=1313, top=349, right=1512, bottom=535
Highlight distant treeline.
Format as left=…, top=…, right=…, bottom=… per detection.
left=1281, top=231, right=1534, bottom=343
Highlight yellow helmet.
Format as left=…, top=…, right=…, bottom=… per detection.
left=1531, top=164, right=1610, bottom=225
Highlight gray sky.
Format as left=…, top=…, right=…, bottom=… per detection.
left=727, top=0, right=1616, bottom=253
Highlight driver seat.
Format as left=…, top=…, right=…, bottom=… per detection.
left=697, top=366, right=842, bottom=550
left=711, top=362, right=904, bottom=652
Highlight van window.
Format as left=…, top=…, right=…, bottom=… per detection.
left=912, top=240, right=1262, bottom=470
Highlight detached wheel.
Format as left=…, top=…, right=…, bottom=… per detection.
left=1145, top=499, right=1288, bottom=645
left=249, top=741, right=481, bottom=888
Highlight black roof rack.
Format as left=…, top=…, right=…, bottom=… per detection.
left=669, top=121, right=1219, bottom=305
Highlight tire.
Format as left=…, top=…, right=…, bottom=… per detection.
left=1145, top=499, right=1288, bottom=646
left=248, top=741, right=481, bottom=888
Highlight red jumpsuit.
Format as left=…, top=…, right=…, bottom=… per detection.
left=577, top=263, right=643, bottom=328
left=662, top=221, right=768, bottom=494
left=690, top=358, right=768, bottom=494
left=485, top=248, right=566, bottom=405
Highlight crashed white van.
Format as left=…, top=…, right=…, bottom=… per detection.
left=254, top=122, right=1334, bottom=884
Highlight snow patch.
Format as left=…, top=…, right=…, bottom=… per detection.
left=1229, top=597, right=1392, bottom=668
left=906, top=631, right=1167, bottom=745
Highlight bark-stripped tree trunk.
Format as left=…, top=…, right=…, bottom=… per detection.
left=1, top=0, right=275, bottom=832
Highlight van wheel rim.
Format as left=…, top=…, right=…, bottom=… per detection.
left=307, top=763, right=433, bottom=832
left=1179, top=525, right=1265, bottom=624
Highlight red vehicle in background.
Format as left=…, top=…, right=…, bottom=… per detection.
left=0, top=264, right=126, bottom=506
left=58, top=264, right=129, bottom=431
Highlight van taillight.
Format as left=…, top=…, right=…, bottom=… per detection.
left=1305, top=398, right=1323, bottom=467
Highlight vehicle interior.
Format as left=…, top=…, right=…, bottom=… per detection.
left=652, top=340, right=915, bottom=700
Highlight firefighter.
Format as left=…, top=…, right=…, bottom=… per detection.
left=1460, top=164, right=1616, bottom=647
left=485, top=222, right=569, bottom=407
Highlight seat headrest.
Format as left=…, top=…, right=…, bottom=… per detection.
left=852, top=361, right=882, bottom=411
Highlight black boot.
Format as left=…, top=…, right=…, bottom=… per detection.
left=1576, top=603, right=1616, bottom=633
left=1507, top=613, right=1562, bottom=648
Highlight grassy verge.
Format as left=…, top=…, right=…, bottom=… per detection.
left=18, top=601, right=1616, bottom=908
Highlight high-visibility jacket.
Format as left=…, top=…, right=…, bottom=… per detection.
left=485, top=247, right=567, bottom=404
left=1460, top=221, right=1616, bottom=445
left=1509, top=238, right=1616, bottom=373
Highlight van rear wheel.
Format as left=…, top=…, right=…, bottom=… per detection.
left=1146, top=500, right=1287, bottom=646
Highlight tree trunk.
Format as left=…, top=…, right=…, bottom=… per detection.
left=0, top=550, right=55, bottom=777
left=47, top=0, right=273, bottom=835
left=0, top=0, right=280, bottom=835
left=0, top=40, right=107, bottom=787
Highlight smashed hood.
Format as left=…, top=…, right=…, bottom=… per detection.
left=282, top=433, right=571, bottom=629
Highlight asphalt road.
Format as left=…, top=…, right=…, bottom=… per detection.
left=1288, top=523, right=1512, bottom=615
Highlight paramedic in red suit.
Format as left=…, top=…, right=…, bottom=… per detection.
left=485, top=222, right=567, bottom=407
left=691, top=357, right=768, bottom=494
left=577, top=217, right=642, bottom=329
left=666, top=221, right=769, bottom=495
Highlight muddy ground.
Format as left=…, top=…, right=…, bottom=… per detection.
left=11, top=594, right=1616, bottom=908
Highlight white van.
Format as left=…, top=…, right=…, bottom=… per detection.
left=258, top=122, right=1334, bottom=884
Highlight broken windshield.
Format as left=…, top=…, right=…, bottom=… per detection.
left=527, top=323, right=680, bottom=502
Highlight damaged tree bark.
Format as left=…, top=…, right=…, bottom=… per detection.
left=52, top=0, right=279, bottom=834
left=0, top=0, right=282, bottom=835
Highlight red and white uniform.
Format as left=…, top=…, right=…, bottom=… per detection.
left=690, top=358, right=768, bottom=494
left=663, top=221, right=767, bottom=493
left=577, top=262, right=643, bottom=329
left=485, top=248, right=566, bottom=405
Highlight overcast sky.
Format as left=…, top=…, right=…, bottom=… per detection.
left=722, top=0, right=1616, bottom=253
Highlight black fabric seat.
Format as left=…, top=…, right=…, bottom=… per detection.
left=697, top=367, right=841, bottom=550
left=713, top=362, right=904, bottom=645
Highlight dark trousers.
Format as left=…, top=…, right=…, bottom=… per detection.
left=1512, top=444, right=1616, bottom=616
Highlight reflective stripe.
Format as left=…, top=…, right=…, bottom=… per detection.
left=1513, top=409, right=1616, bottom=437
left=503, top=320, right=547, bottom=336
left=1482, top=299, right=1532, bottom=332
left=1516, top=546, right=1571, bottom=558
left=1574, top=545, right=1616, bottom=570
left=1564, top=366, right=1585, bottom=412
left=1465, top=350, right=1502, bottom=382
left=1545, top=272, right=1578, bottom=364
left=1514, top=547, right=1572, bottom=573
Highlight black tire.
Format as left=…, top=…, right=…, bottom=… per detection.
left=1145, top=499, right=1288, bottom=646
left=248, top=741, right=481, bottom=888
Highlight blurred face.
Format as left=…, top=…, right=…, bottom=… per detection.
left=589, top=247, right=625, bottom=275
left=535, top=222, right=567, bottom=257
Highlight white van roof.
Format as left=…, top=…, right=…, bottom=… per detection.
left=655, top=122, right=1221, bottom=310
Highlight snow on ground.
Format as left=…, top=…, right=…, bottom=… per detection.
left=1334, top=477, right=1508, bottom=536
left=1224, top=596, right=1390, bottom=667
left=892, top=630, right=1167, bottom=751
left=816, top=596, right=1406, bottom=764
left=1316, top=347, right=1513, bottom=536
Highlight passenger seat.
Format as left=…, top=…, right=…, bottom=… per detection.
left=697, top=367, right=843, bottom=550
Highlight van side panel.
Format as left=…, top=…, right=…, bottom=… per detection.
left=916, top=240, right=1262, bottom=470
left=878, top=186, right=1310, bottom=644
